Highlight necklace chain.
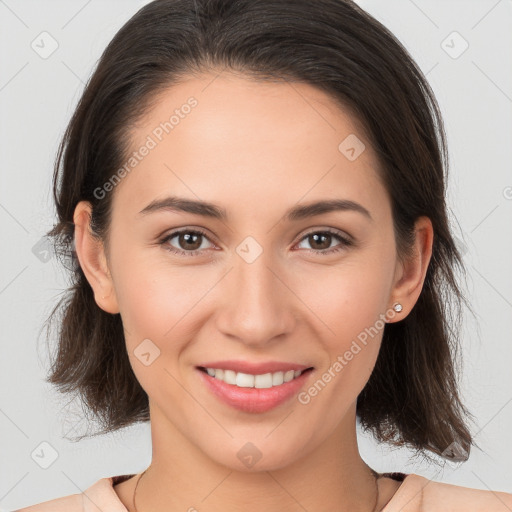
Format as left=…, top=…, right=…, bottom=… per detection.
left=133, top=467, right=381, bottom=512
left=132, top=468, right=146, bottom=512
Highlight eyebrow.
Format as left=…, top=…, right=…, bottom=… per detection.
left=138, top=196, right=373, bottom=222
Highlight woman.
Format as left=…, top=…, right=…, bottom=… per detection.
left=16, top=0, right=512, bottom=510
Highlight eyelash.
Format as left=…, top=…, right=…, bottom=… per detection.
left=159, top=228, right=354, bottom=257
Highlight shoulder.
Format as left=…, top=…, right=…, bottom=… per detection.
left=385, top=473, right=512, bottom=512
left=422, top=475, right=512, bottom=512
left=13, top=474, right=133, bottom=512
left=13, top=492, right=83, bottom=512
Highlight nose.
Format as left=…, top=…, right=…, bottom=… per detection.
left=215, top=249, right=297, bottom=348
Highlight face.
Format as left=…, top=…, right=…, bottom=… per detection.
left=77, top=71, right=422, bottom=472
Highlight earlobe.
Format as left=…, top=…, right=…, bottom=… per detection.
left=388, top=216, right=434, bottom=321
left=72, top=200, right=119, bottom=314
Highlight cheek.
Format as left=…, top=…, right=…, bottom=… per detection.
left=111, top=237, right=196, bottom=332
left=111, top=256, right=199, bottom=398
left=111, top=247, right=219, bottom=378
left=297, top=259, right=391, bottom=399
left=302, top=259, right=390, bottom=344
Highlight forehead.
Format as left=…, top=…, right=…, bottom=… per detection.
left=112, top=71, right=389, bottom=224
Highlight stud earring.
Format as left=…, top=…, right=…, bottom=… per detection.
left=393, top=303, right=403, bottom=312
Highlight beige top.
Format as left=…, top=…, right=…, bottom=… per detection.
left=14, top=472, right=512, bottom=511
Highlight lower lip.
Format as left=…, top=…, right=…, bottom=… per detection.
left=196, top=368, right=314, bottom=413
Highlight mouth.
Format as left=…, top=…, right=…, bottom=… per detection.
left=196, top=365, right=315, bottom=414
left=196, top=366, right=314, bottom=388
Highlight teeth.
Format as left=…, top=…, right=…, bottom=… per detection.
left=224, top=369, right=237, bottom=385
left=272, top=372, right=284, bottom=386
left=203, top=367, right=307, bottom=388
left=236, top=372, right=255, bottom=387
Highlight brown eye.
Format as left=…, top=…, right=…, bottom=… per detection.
left=307, top=233, right=333, bottom=250
left=176, top=232, right=203, bottom=251
left=160, top=229, right=214, bottom=257
left=296, top=229, right=353, bottom=255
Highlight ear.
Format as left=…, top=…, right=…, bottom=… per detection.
left=72, top=200, right=119, bottom=314
left=388, top=216, right=433, bottom=322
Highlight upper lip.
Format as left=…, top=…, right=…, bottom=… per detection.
left=197, top=360, right=313, bottom=375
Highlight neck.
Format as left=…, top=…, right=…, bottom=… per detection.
left=130, top=404, right=381, bottom=512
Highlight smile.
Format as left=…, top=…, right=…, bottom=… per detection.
left=196, top=366, right=315, bottom=413
left=199, top=367, right=312, bottom=389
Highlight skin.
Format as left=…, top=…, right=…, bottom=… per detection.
left=73, top=70, right=433, bottom=512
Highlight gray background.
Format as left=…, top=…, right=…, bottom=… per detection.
left=1, top=0, right=511, bottom=509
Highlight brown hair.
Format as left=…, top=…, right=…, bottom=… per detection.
left=44, top=0, right=477, bottom=463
